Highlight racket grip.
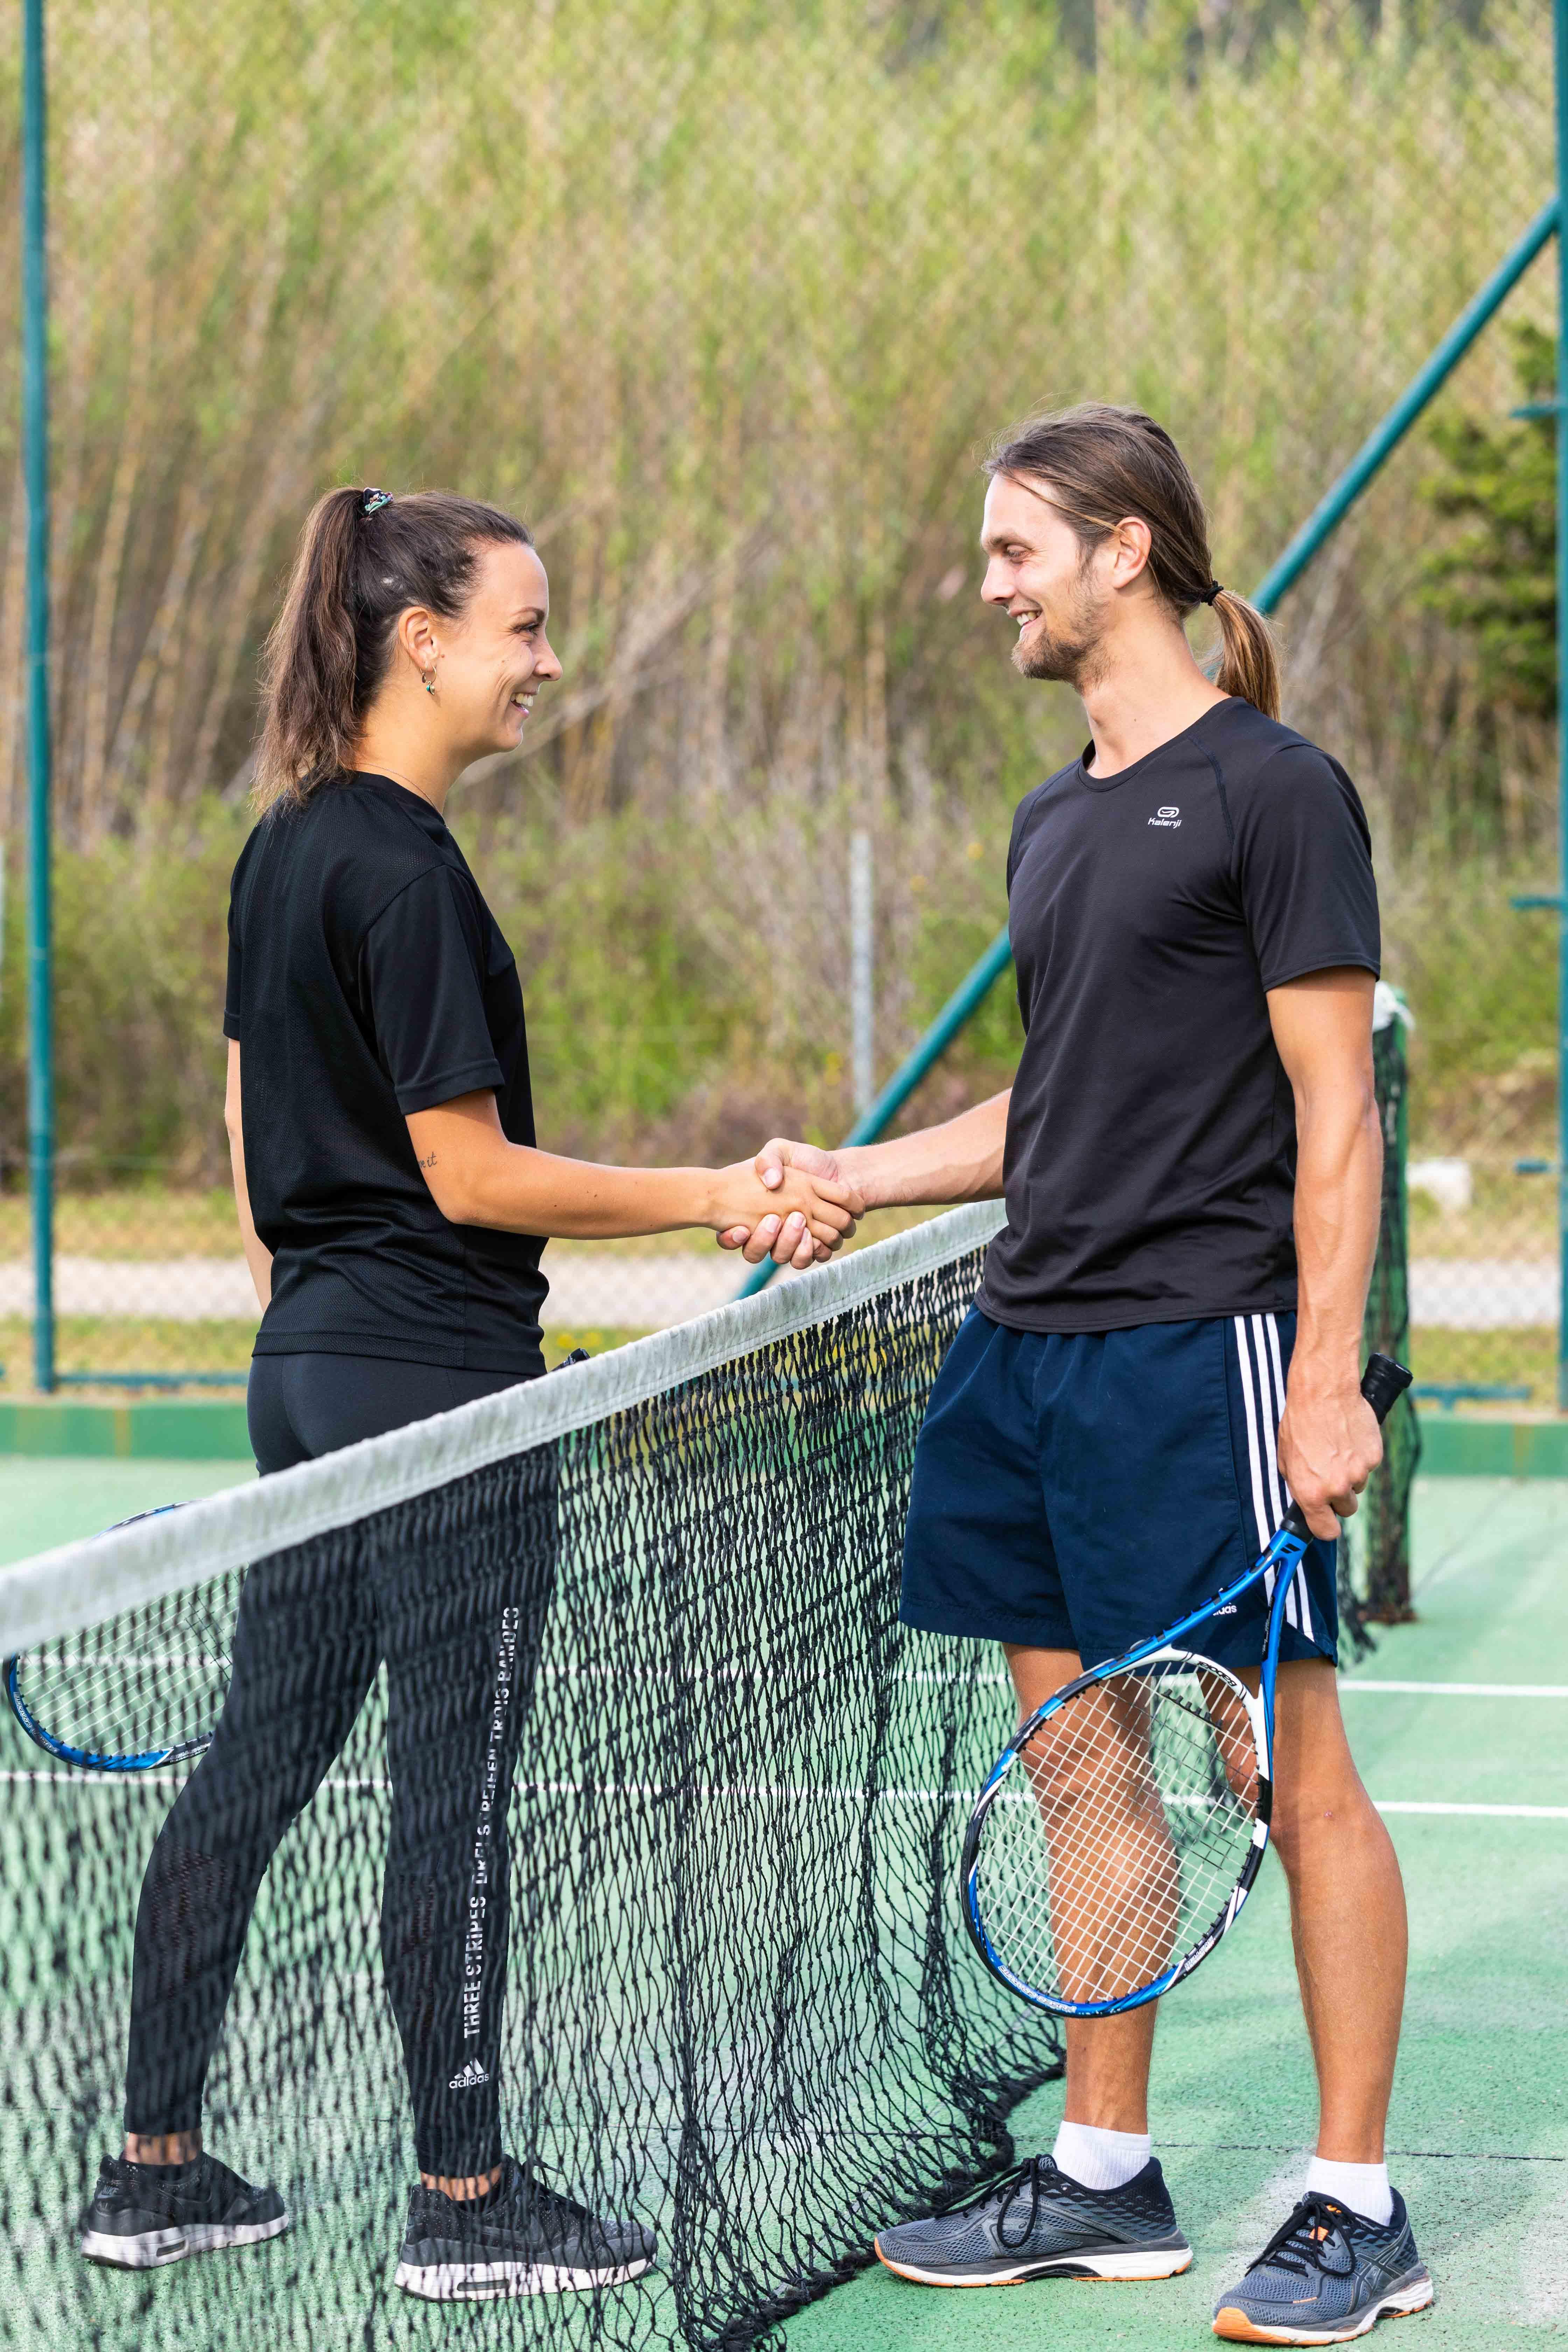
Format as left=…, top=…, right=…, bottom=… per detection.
left=1279, top=1354, right=1412, bottom=1542
left=1360, top=1351, right=1414, bottom=1426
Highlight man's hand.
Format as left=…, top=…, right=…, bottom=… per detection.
left=1276, top=1361, right=1383, bottom=1542
left=715, top=1138, right=853, bottom=1270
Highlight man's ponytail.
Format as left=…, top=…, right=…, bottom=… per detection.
left=1210, top=587, right=1280, bottom=722
left=253, top=485, right=533, bottom=815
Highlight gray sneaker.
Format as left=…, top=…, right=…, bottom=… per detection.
left=1212, top=2190, right=1433, bottom=2343
left=874, top=2154, right=1192, bottom=2285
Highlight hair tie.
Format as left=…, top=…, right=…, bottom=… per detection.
left=1202, top=580, right=1224, bottom=606
left=361, top=488, right=393, bottom=517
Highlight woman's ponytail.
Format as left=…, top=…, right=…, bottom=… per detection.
left=252, top=485, right=533, bottom=816
left=254, top=489, right=364, bottom=813
left=1210, top=587, right=1280, bottom=722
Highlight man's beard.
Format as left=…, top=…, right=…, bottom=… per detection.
left=1010, top=575, right=1104, bottom=688
left=1012, top=618, right=1096, bottom=685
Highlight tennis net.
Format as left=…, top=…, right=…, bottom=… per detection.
left=0, top=1202, right=1064, bottom=2352
left=1343, top=997, right=1421, bottom=1642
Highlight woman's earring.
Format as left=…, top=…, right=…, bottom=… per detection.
left=421, top=667, right=436, bottom=696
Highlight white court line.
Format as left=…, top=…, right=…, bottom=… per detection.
left=1342, top=1680, right=1568, bottom=1699
left=5, top=1770, right=1568, bottom=1820
left=8, top=1668, right=1560, bottom=1697
left=1374, top=1801, right=1568, bottom=1820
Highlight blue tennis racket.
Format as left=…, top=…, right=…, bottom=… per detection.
left=960, top=1352, right=1412, bottom=2018
left=4, top=1504, right=233, bottom=1771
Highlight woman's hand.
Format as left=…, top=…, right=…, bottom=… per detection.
left=707, top=1160, right=863, bottom=1266
left=715, top=1139, right=855, bottom=1268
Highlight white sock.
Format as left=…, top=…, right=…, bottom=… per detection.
left=1051, top=2120, right=1151, bottom=2193
left=1304, top=2156, right=1393, bottom=2226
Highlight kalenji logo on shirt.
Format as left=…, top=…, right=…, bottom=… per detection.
left=1148, top=805, right=1182, bottom=828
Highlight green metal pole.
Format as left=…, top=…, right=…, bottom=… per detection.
left=1251, top=198, right=1559, bottom=619
left=22, top=0, right=54, bottom=1393
left=1556, top=0, right=1568, bottom=1408
left=737, top=932, right=1013, bottom=1295
left=741, top=203, right=1562, bottom=1301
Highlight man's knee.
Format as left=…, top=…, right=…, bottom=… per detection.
left=1268, top=1760, right=1382, bottom=1878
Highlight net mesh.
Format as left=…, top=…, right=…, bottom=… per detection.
left=971, top=1660, right=1260, bottom=2012
left=1344, top=1009, right=1422, bottom=1642
left=0, top=1207, right=1063, bottom=2352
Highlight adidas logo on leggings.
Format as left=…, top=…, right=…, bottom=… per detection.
left=448, top=2057, right=489, bottom=2090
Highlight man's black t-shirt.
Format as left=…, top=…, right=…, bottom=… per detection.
left=224, top=772, right=547, bottom=1372
left=976, top=696, right=1380, bottom=1334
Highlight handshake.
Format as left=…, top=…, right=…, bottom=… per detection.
left=707, top=1139, right=866, bottom=1272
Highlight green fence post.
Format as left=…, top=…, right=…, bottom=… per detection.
left=21, top=0, right=54, bottom=1394
left=1556, top=0, right=1568, bottom=1408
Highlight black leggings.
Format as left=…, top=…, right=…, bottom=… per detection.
left=124, top=1351, right=551, bottom=2177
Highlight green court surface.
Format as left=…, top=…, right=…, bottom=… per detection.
left=792, top=1476, right=1568, bottom=2351
left=0, top=1458, right=255, bottom=1567
left=0, top=1471, right=1562, bottom=2348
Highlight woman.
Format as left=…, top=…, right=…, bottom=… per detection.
left=78, top=487, right=860, bottom=2301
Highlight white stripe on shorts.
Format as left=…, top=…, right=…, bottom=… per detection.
left=1261, top=1312, right=1315, bottom=1639
left=1233, top=1314, right=1309, bottom=1638
left=1233, top=1316, right=1270, bottom=1553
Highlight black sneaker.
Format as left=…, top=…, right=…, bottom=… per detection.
left=79, top=2152, right=289, bottom=2270
left=1212, top=2190, right=1434, bottom=2343
left=874, top=2154, right=1192, bottom=2284
left=394, top=2154, right=657, bottom=2301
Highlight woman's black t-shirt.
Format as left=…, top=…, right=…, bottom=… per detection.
left=224, top=772, right=547, bottom=1372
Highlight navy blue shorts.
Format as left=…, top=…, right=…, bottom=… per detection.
left=900, top=1308, right=1337, bottom=1671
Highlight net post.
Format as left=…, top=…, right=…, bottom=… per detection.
left=1357, top=999, right=1419, bottom=1633
left=22, top=0, right=55, bottom=1396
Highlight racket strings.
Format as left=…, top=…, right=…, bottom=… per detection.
left=974, top=1660, right=1260, bottom=2007
left=10, top=1570, right=243, bottom=1757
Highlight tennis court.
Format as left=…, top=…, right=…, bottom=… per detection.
left=2, top=1448, right=1562, bottom=2349
left=792, top=1472, right=1568, bottom=2352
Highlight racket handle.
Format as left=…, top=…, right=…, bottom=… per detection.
left=1359, top=1351, right=1414, bottom=1426
left=1280, top=1353, right=1412, bottom=1541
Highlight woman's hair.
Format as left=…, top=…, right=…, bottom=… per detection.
left=982, top=404, right=1280, bottom=720
left=253, top=487, right=534, bottom=812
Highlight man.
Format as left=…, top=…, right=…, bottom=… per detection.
left=727, top=406, right=1431, bottom=2343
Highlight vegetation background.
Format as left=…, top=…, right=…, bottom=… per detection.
left=0, top=0, right=1556, bottom=1196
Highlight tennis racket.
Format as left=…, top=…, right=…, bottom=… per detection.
left=4, top=1504, right=235, bottom=1771
left=960, top=1351, right=1412, bottom=2018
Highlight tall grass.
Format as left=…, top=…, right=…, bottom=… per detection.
left=0, top=0, right=1556, bottom=1179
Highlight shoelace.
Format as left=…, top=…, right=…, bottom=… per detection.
left=1248, top=2194, right=1359, bottom=2281
left=995, top=2158, right=1053, bottom=2252
left=984, top=2156, right=1075, bottom=2252
left=928, top=2154, right=1149, bottom=2254
left=483, top=2157, right=597, bottom=2231
left=519, top=2164, right=594, bottom=2225
left=909, top=2155, right=1038, bottom=2253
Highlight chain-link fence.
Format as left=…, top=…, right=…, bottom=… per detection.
left=0, top=0, right=1559, bottom=1401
